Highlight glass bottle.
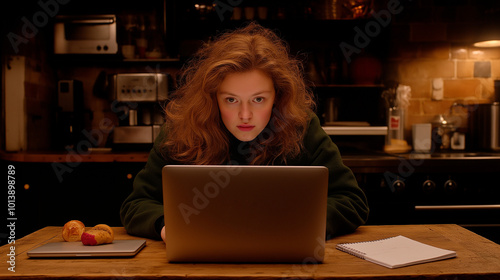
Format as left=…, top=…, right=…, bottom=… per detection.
left=386, top=106, right=405, bottom=145
left=136, top=16, right=148, bottom=59
left=145, top=14, right=165, bottom=59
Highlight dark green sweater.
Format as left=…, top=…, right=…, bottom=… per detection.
left=120, top=114, right=369, bottom=240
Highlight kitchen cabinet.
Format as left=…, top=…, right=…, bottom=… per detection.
left=0, top=159, right=145, bottom=245
left=345, top=153, right=500, bottom=245
left=173, top=4, right=389, bottom=79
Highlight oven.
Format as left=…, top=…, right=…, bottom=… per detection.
left=54, top=14, right=118, bottom=54
left=348, top=153, right=500, bottom=244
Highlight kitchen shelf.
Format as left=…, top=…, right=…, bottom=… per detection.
left=322, top=126, right=388, bottom=136
left=177, top=17, right=384, bottom=41
left=314, top=84, right=384, bottom=88
left=122, top=58, right=180, bottom=62
left=51, top=54, right=181, bottom=66
left=313, top=84, right=385, bottom=93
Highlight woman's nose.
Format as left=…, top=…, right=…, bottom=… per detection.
left=239, top=103, right=252, bottom=120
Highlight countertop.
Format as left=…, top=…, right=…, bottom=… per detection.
left=2, top=150, right=500, bottom=173
left=0, top=150, right=149, bottom=163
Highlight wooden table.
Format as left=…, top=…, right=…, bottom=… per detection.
left=1, top=224, right=499, bottom=279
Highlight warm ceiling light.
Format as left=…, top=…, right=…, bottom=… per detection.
left=473, top=40, right=500, bottom=48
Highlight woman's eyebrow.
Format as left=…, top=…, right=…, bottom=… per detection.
left=218, top=90, right=274, bottom=96
left=218, top=91, right=237, bottom=96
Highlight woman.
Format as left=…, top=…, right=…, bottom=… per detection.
left=120, top=22, right=369, bottom=241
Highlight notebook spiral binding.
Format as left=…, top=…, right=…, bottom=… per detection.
left=336, top=245, right=367, bottom=259
left=336, top=236, right=397, bottom=259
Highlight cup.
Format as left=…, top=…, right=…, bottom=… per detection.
left=121, top=45, right=135, bottom=59
left=136, top=38, right=148, bottom=59
left=232, top=7, right=242, bottom=20
left=257, top=6, right=268, bottom=20
left=451, top=132, right=465, bottom=150
left=128, top=109, right=138, bottom=126
left=412, top=123, right=432, bottom=152
left=324, top=98, right=338, bottom=125
left=244, top=7, right=255, bottom=20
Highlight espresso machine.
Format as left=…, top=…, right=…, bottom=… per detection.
left=110, top=73, right=170, bottom=150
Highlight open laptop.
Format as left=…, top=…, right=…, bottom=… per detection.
left=162, top=165, right=328, bottom=263
left=27, top=239, right=146, bottom=258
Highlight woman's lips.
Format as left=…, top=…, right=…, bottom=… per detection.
left=237, top=125, right=255, bottom=131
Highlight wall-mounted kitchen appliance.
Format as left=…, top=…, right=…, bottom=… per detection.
left=54, top=15, right=118, bottom=54
left=110, top=73, right=169, bottom=150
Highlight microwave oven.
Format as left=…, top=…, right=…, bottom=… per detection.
left=54, top=14, right=118, bottom=54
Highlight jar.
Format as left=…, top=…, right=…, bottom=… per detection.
left=431, top=114, right=456, bottom=151
left=349, top=53, right=382, bottom=85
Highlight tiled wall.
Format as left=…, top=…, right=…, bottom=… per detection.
left=389, top=37, right=499, bottom=129
left=385, top=1, right=500, bottom=140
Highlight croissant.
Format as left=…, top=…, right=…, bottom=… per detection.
left=62, top=220, right=85, bottom=242
left=81, top=224, right=114, bottom=246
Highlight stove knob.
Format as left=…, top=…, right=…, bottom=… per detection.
left=391, top=180, right=405, bottom=193
left=444, top=179, right=458, bottom=193
left=422, top=180, right=436, bottom=194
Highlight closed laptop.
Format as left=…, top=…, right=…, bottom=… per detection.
left=27, top=239, right=146, bottom=258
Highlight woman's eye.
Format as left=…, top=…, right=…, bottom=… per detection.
left=254, top=97, right=264, bottom=103
left=226, top=97, right=237, bottom=103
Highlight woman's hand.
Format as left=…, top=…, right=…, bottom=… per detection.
left=161, top=226, right=166, bottom=242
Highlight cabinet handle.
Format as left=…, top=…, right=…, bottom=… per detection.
left=415, top=205, right=500, bottom=210
left=69, top=19, right=115, bottom=24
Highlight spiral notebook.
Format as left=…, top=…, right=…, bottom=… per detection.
left=336, top=235, right=456, bottom=269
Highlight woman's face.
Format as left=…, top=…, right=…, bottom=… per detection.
left=217, top=69, right=276, bottom=142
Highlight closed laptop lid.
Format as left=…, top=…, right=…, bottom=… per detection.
left=162, top=165, right=328, bottom=263
left=27, top=239, right=146, bottom=258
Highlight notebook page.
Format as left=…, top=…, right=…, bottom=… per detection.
left=336, top=235, right=456, bottom=268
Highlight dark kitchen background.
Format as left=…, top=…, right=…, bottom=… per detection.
left=1, top=0, right=500, bottom=245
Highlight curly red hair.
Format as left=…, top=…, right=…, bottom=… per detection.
left=163, top=22, right=315, bottom=164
